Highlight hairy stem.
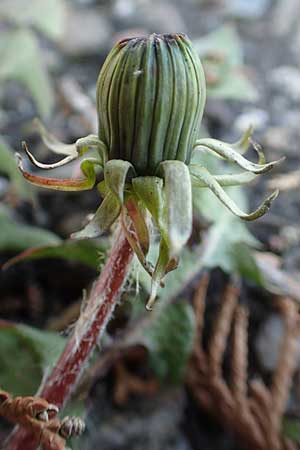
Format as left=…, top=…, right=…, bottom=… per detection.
left=4, top=226, right=133, bottom=450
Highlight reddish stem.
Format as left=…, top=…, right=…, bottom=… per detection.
left=4, top=227, right=133, bottom=450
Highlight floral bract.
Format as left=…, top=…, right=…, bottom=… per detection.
left=17, top=33, right=283, bottom=309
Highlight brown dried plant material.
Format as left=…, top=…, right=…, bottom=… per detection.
left=187, top=275, right=300, bottom=450
left=0, top=390, right=85, bottom=450
left=208, top=283, right=239, bottom=377
left=113, top=361, right=160, bottom=406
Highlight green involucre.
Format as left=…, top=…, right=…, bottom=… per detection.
left=96, top=33, right=206, bottom=175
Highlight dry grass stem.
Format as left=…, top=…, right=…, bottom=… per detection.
left=187, top=276, right=300, bottom=450
left=231, top=306, right=248, bottom=403
left=208, top=283, right=239, bottom=377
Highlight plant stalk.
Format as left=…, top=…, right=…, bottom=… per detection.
left=4, top=226, right=133, bottom=450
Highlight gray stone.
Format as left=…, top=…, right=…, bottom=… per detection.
left=269, top=66, right=300, bottom=102
left=282, top=110, right=300, bottom=130
left=62, top=6, right=113, bottom=56
left=255, top=314, right=300, bottom=372
left=234, top=108, right=269, bottom=134
left=291, top=27, right=300, bottom=64
left=263, top=127, right=293, bottom=154
left=112, top=0, right=187, bottom=33
left=112, top=0, right=136, bottom=19
left=224, top=0, right=272, bottom=19
left=271, top=0, right=300, bottom=37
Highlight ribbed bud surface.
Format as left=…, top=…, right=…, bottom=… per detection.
left=97, top=33, right=206, bottom=175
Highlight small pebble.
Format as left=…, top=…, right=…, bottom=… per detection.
left=225, top=0, right=271, bottom=19
left=255, top=314, right=300, bottom=372
left=234, top=108, right=269, bottom=134
left=269, top=66, right=300, bottom=101
left=62, top=6, right=112, bottom=55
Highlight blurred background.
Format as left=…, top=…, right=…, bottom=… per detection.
left=1, top=0, right=300, bottom=449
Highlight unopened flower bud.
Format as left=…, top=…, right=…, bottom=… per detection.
left=97, top=33, right=206, bottom=175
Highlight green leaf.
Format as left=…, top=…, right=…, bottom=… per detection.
left=207, top=71, right=258, bottom=102
left=195, top=26, right=243, bottom=67
left=0, top=29, right=54, bottom=117
left=143, top=302, right=195, bottom=383
left=0, top=321, right=65, bottom=396
left=202, top=220, right=258, bottom=274
left=283, top=417, right=300, bottom=442
left=231, top=242, right=264, bottom=286
left=194, top=25, right=258, bottom=101
left=4, top=238, right=108, bottom=270
left=0, top=0, right=66, bottom=41
left=0, top=205, right=61, bottom=252
left=194, top=187, right=260, bottom=274
left=0, top=137, right=34, bottom=201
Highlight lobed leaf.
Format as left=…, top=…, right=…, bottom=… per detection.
left=193, top=184, right=261, bottom=274
left=0, top=205, right=60, bottom=253
left=194, top=25, right=258, bottom=101
left=3, top=239, right=107, bottom=270
left=0, top=321, right=65, bottom=396
left=143, top=302, right=195, bottom=383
